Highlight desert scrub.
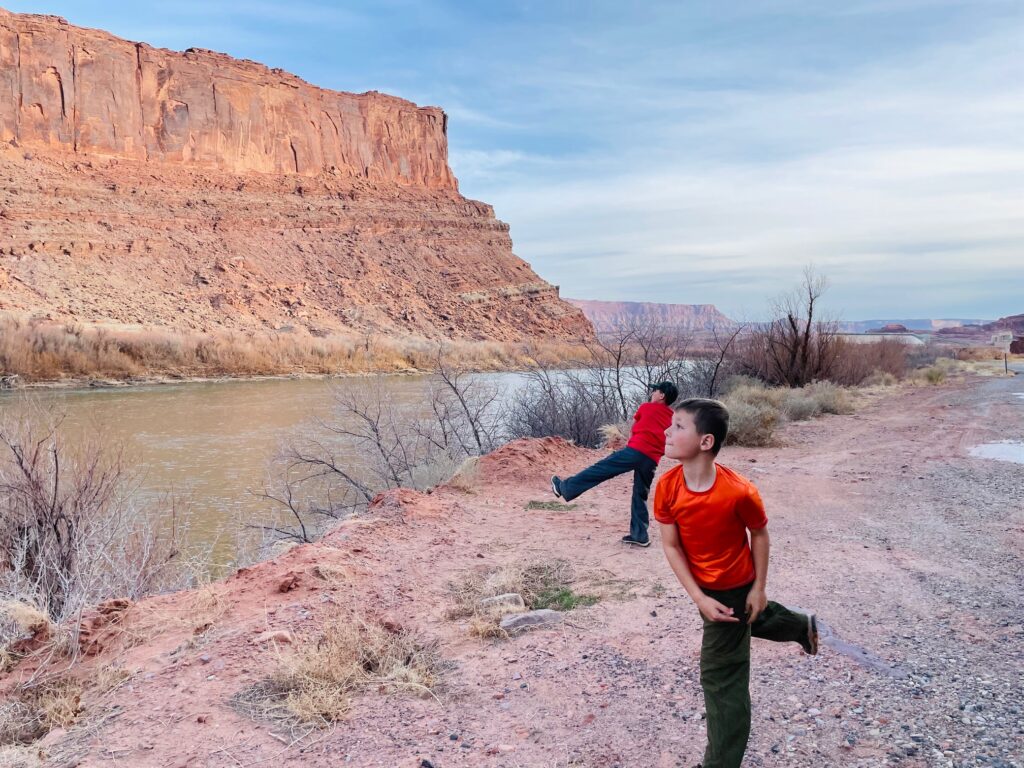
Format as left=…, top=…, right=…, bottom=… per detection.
left=723, top=379, right=855, bottom=445
left=234, top=615, right=443, bottom=726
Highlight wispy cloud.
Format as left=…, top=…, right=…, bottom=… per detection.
left=7, top=0, right=1023, bottom=318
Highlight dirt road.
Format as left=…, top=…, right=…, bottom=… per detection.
left=7, top=374, right=1023, bottom=768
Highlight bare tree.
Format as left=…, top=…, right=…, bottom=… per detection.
left=682, top=323, right=746, bottom=398
left=0, top=408, right=186, bottom=650
left=740, top=267, right=839, bottom=387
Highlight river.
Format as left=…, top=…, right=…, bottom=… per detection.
left=0, top=374, right=526, bottom=565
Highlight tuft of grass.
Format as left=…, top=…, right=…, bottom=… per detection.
left=234, top=614, right=442, bottom=726
left=532, top=588, right=599, bottom=611
left=923, top=366, right=947, bottom=385
left=525, top=500, right=577, bottom=511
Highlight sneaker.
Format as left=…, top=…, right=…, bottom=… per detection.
left=802, top=613, right=819, bottom=655
left=621, top=535, right=651, bottom=548
left=550, top=476, right=562, bottom=499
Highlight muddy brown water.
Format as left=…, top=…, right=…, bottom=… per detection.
left=0, top=374, right=525, bottom=565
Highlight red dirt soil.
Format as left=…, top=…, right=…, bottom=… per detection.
left=4, top=375, right=1023, bottom=767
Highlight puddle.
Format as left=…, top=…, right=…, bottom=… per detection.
left=816, top=620, right=910, bottom=679
left=969, top=441, right=1024, bottom=464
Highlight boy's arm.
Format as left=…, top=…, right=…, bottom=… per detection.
left=746, top=526, right=770, bottom=624
left=659, top=522, right=739, bottom=623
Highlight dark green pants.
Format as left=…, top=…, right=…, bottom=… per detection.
left=699, top=582, right=810, bottom=768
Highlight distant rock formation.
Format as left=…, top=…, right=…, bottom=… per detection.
left=566, top=299, right=733, bottom=335
left=936, top=313, right=1024, bottom=341
left=837, top=318, right=988, bottom=334
left=0, top=9, right=592, bottom=342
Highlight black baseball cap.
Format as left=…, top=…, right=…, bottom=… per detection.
left=651, top=381, right=679, bottom=405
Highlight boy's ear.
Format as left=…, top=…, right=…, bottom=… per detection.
left=699, top=433, right=715, bottom=453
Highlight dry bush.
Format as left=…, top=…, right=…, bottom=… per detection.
left=955, top=346, right=1005, bottom=362
left=597, top=421, right=631, bottom=448
left=862, top=370, right=898, bottom=387
left=0, top=408, right=189, bottom=658
left=722, top=399, right=779, bottom=447
left=922, top=366, right=947, bottom=385
left=236, top=615, right=442, bottom=725
left=829, top=338, right=909, bottom=385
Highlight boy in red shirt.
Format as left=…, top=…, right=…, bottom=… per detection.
left=551, top=381, right=678, bottom=547
left=655, top=398, right=818, bottom=768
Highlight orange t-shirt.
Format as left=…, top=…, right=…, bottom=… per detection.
left=654, top=463, right=768, bottom=590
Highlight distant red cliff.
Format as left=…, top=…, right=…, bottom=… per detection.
left=566, top=299, right=734, bottom=334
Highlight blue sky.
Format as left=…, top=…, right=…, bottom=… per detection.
left=8, top=0, right=1023, bottom=320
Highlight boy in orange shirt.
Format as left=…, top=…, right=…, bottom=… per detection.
left=655, top=398, right=818, bottom=768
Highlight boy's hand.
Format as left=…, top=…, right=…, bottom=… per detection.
left=697, top=596, right=740, bottom=623
left=746, top=584, right=768, bottom=624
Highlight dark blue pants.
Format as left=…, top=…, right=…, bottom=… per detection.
left=559, top=446, right=657, bottom=541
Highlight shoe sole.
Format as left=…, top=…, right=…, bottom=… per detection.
left=550, top=476, right=562, bottom=498
left=622, top=539, right=651, bottom=548
left=806, top=613, right=819, bottom=655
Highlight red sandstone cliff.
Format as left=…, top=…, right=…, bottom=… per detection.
left=566, top=299, right=733, bottom=335
left=0, top=9, right=453, bottom=187
left=0, top=9, right=592, bottom=343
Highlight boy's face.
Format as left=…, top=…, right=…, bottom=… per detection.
left=664, top=409, right=715, bottom=460
left=649, top=388, right=666, bottom=404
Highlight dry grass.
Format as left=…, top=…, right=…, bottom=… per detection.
left=0, top=676, right=83, bottom=746
left=234, top=614, right=442, bottom=726
left=0, top=602, right=53, bottom=674
left=442, top=456, right=481, bottom=494
left=723, top=380, right=856, bottom=446
left=0, top=314, right=590, bottom=383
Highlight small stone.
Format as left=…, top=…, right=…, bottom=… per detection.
left=251, top=629, right=294, bottom=645
left=479, top=593, right=527, bottom=614
left=500, top=609, right=563, bottom=634
left=198, top=654, right=212, bottom=665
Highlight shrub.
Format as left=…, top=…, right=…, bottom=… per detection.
left=924, top=366, right=946, bottom=385
left=0, top=411, right=188, bottom=653
left=829, top=339, right=908, bottom=385
left=780, top=391, right=821, bottom=421
left=722, top=399, right=778, bottom=447
left=803, top=381, right=855, bottom=415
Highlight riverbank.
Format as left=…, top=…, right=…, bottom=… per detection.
left=2, top=373, right=1023, bottom=767
left=0, top=314, right=590, bottom=388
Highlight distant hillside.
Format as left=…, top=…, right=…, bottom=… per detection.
left=936, top=313, right=1024, bottom=339
left=566, top=299, right=734, bottom=334
left=837, top=318, right=990, bottom=333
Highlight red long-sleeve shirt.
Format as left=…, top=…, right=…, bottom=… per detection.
left=626, top=402, right=674, bottom=462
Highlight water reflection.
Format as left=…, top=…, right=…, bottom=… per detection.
left=0, top=374, right=523, bottom=561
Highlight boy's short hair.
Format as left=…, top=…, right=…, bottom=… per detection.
left=674, top=397, right=729, bottom=455
left=651, top=381, right=679, bottom=406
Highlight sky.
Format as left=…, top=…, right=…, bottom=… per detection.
left=7, top=0, right=1024, bottom=321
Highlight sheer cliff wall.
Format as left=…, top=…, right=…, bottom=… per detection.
left=0, top=9, right=454, bottom=187
left=0, top=9, right=592, bottom=343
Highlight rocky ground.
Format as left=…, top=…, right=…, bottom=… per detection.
left=3, top=372, right=1022, bottom=768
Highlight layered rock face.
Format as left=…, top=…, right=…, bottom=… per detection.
left=566, top=299, right=733, bottom=335
left=0, top=10, right=591, bottom=342
left=0, top=9, right=453, bottom=187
